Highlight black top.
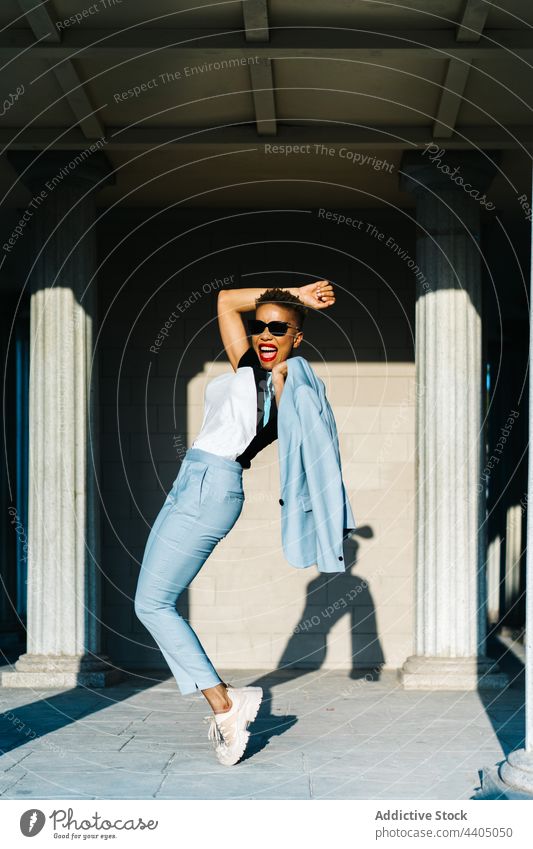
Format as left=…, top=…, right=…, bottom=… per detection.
left=235, top=346, right=278, bottom=469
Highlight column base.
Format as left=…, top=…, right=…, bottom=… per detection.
left=0, top=652, right=124, bottom=689
left=398, top=655, right=509, bottom=690
left=499, top=749, right=533, bottom=795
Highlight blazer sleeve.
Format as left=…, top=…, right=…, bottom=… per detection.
left=294, top=384, right=347, bottom=571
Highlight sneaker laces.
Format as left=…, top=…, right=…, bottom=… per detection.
left=204, top=714, right=225, bottom=746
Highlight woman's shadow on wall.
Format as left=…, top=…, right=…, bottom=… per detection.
left=244, top=525, right=383, bottom=760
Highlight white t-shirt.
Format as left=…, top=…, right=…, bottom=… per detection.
left=191, top=347, right=278, bottom=468
left=191, top=367, right=257, bottom=460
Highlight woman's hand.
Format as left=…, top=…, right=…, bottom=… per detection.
left=271, top=360, right=288, bottom=406
left=272, top=361, right=288, bottom=381
left=296, top=280, right=336, bottom=310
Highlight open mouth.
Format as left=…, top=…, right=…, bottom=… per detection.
left=258, top=343, right=278, bottom=363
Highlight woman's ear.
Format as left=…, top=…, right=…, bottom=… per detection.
left=293, top=331, right=304, bottom=349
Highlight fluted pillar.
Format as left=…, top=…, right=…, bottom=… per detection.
left=398, top=150, right=507, bottom=690
left=1, top=151, right=121, bottom=688
left=499, top=170, right=533, bottom=792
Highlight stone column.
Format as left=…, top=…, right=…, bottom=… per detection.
left=398, top=150, right=507, bottom=690
left=499, top=171, right=533, bottom=792
left=0, top=150, right=121, bottom=688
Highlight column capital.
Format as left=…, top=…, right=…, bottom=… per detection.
left=7, top=149, right=115, bottom=194
left=399, top=148, right=501, bottom=197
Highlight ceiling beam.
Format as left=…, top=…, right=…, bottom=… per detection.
left=249, top=59, right=277, bottom=135
left=1, top=29, right=530, bottom=61
left=51, top=60, right=105, bottom=139
left=16, top=2, right=105, bottom=142
left=433, top=59, right=472, bottom=138
left=456, top=0, right=490, bottom=42
left=15, top=0, right=60, bottom=43
left=242, top=2, right=276, bottom=135
left=242, top=0, right=269, bottom=42
left=1, top=125, right=530, bottom=151
left=433, top=0, right=489, bottom=138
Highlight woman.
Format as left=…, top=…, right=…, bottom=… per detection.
left=134, top=280, right=336, bottom=765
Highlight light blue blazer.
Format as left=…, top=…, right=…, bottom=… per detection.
left=276, top=355, right=356, bottom=573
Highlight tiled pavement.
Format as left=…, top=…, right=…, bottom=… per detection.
left=0, top=665, right=528, bottom=800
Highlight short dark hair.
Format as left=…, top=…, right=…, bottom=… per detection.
left=254, top=287, right=308, bottom=329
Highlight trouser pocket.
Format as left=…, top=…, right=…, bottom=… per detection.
left=173, top=460, right=210, bottom=519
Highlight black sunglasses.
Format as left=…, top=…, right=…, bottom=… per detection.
left=247, top=319, right=301, bottom=337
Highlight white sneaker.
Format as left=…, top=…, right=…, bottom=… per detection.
left=204, top=686, right=263, bottom=766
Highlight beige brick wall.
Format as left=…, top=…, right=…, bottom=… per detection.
left=186, top=360, right=415, bottom=672
left=99, top=208, right=416, bottom=676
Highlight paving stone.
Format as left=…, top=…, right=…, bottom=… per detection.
left=0, top=766, right=28, bottom=795
left=156, top=771, right=311, bottom=799
left=14, top=750, right=173, bottom=773
left=118, top=738, right=201, bottom=755
left=24, top=736, right=136, bottom=752
left=0, top=669, right=529, bottom=800
left=163, top=750, right=307, bottom=774
left=3, top=771, right=165, bottom=799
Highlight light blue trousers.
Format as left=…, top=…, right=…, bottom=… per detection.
left=134, top=447, right=245, bottom=695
